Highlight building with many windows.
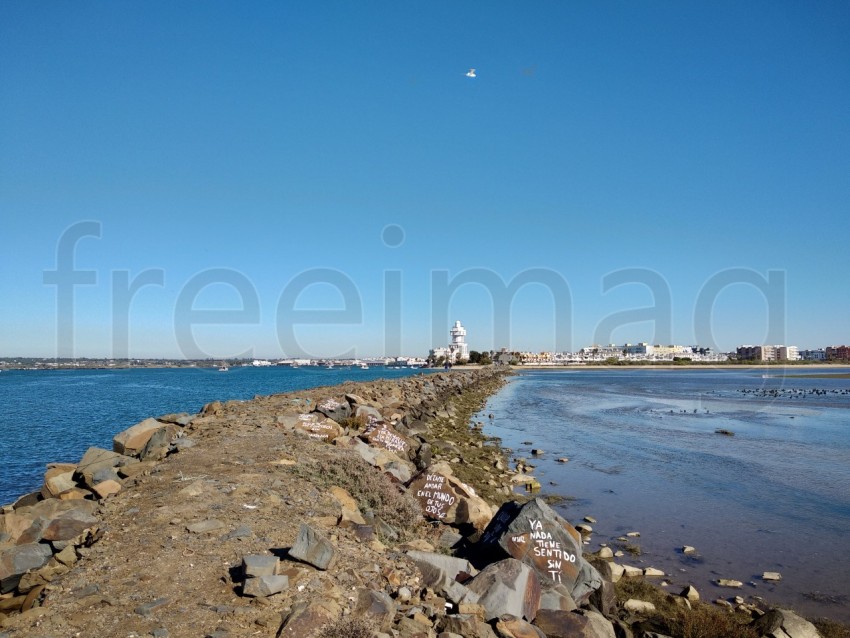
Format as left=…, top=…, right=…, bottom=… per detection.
left=736, top=345, right=799, bottom=361
left=826, top=345, right=850, bottom=360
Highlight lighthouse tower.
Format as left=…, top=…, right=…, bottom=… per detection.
left=449, top=320, right=470, bottom=362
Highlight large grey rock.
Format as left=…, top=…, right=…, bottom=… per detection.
left=751, top=608, right=822, bottom=638
left=533, top=609, right=600, bottom=638
left=41, top=509, right=99, bottom=542
left=408, top=464, right=493, bottom=531
left=75, top=447, right=138, bottom=488
left=361, top=421, right=412, bottom=457
left=242, top=554, right=278, bottom=578
left=494, top=614, right=547, bottom=638
left=623, top=599, right=655, bottom=613
left=384, top=460, right=414, bottom=484
left=538, top=584, right=577, bottom=612
left=243, top=574, right=288, bottom=598
left=478, top=498, right=602, bottom=604
left=589, top=577, right=616, bottom=617
left=354, top=588, right=396, bottom=631
left=289, top=523, right=337, bottom=570
left=41, top=465, right=77, bottom=498
left=0, top=543, right=53, bottom=593
left=113, top=418, right=165, bottom=456
left=91, top=466, right=121, bottom=484
left=140, top=426, right=171, bottom=461
left=396, top=615, right=434, bottom=637
left=4, top=499, right=98, bottom=545
left=407, top=550, right=477, bottom=604
left=464, top=558, right=541, bottom=622
left=346, top=439, right=416, bottom=482
left=315, top=397, right=351, bottom=423
left=277, top=599, right=339, bottom=637
left=344, top=393, right=367, bottom=406
left=355, top=405, right=383, bottom=422
left=581, top=609, right=617, bottom=638
left=442, top=614, right=498, bottom=638
left=293, top=414, right=344, bottom=443
left=135, top=597, right=169, bottom=616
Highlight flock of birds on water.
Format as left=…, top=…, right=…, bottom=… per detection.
left=738, top=386, right=850, bottom=399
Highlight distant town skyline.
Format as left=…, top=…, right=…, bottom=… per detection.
left=2, top=3, right=848, bottom=359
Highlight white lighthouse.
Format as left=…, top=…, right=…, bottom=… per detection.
left=428, top=320, right=471, bottom=364
left=449, top=320, right=470, bottom=362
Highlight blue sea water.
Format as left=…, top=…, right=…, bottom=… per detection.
left=479, top=368, right=850, bottom=622
left=0, top=365, right=428, bottom=506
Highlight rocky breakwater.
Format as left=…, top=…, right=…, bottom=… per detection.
left=0, top=368, right=833, bottom=638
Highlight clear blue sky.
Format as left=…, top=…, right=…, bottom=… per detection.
left=2, top=1, right=848, bottom=359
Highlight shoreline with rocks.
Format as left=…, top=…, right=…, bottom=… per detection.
left=0, top=368, right=844, bottom=638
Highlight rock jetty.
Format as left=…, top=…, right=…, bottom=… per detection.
left=0, top=369, right=834, bottom=638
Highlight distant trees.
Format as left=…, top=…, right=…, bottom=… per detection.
left=468, top=350, right=493, bottom=365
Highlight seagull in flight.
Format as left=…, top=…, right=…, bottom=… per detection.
left=465, top=68, right=476, bottom=78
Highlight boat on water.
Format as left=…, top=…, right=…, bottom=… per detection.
left=218, top=365, right=229, bottom=372
left=359, top=363, right=369, bottom=369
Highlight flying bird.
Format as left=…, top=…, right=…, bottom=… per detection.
left=465, top=68, right=476, bottom=78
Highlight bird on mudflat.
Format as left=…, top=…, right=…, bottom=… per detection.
left=465, top=68, right=476, bottom=78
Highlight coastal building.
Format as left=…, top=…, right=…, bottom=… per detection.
left=736, top=345, right=799, bottom=361
left=799, top=348, right=826, bottom=361
left=429, top=320, right=471, bottom=364
left=494, top=348, right=518, bottom=366
left=826, top=345, right=850, bottom=360
left=777, top=346, right=799, bottom=361
left=502, top=343, right=725, bottom=364
left=573, top=343, right=720, bottom=362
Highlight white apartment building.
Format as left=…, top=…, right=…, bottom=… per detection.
left=736, top=345, right=799, bottom=361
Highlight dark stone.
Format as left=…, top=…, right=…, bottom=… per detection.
left=15, top=517, right=48, bottom=545
left=415, top=443, right=433, bottom=470
left=442, top=614, right=498, bottom=638
left=354, top=588, right=396, bottom=630
left=277, top=601, right=336, bottom=637
left=360, top=421, right=411, bottom=456
left=11, top=492, right=42, bottom=510
left=0, top=543, right=53, bottom=593
left=289, top=524, right=337, bottom=570
left=91, top=467, right=121, bottom=485
left=589, top=577, right=617, bottom=617
left=533, top=609, right=590, bottom=638
left=495, top=615, right=547, bottom=638
left=242, top=574, right=288, bottom=597
left=407, top=550, right=476, bottom=604
left=135, top=597, right=169, bottom=616
left=750, top=608, right=821, bottom=638
left=41, top=510, right=99, bottom=542
left=478, top=498, right=602, bottom=605
left=314, top=397, right=351, bottom=423
left=222, top=525, right=253, bottom=541
left=140, top=426, right=170, bottom=461
left=464, top=558, right=540, bottom=622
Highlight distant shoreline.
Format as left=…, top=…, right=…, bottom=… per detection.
left=509, top=363, right=850, bottom=371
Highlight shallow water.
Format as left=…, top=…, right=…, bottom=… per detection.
left=0, top=365, right=429, bottom=506
left=480, top=368, right=850, bottom=622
